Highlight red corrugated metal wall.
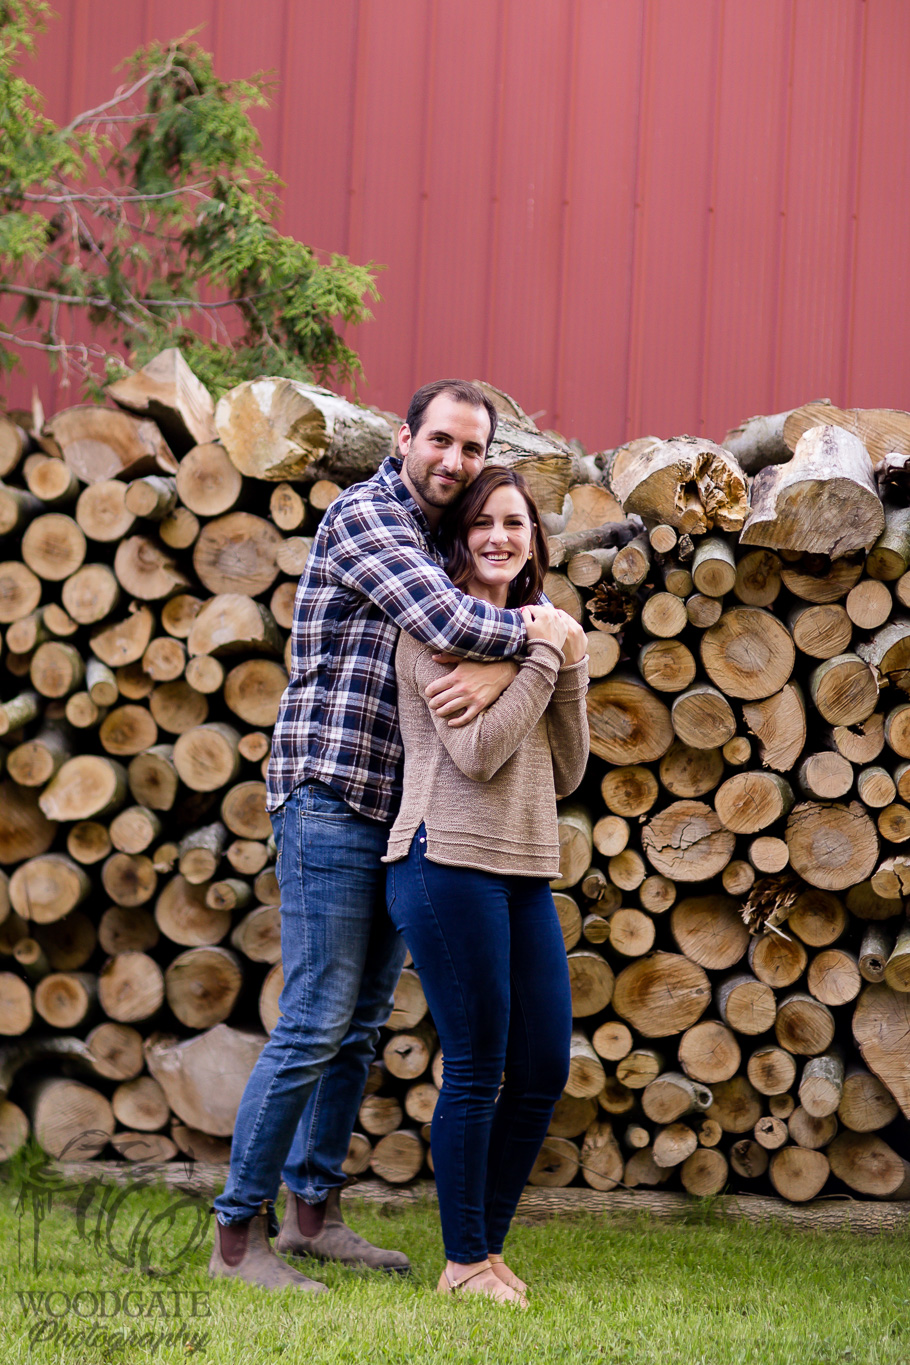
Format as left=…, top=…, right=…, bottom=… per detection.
left=7, top=0, right=910, bottom=453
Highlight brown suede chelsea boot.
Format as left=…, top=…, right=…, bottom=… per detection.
left=277, top=1187, right=410, bottom=1274
left=209, top=1203, right=329, bottom=1292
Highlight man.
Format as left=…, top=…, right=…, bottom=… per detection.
left=210, top=380, right=530, bottom=1291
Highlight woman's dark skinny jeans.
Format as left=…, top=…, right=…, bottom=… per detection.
left=387, top=828, right=572, bottom=1263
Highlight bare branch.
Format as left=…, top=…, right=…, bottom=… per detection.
left=20, top=183, right=212, bottom=205
left=0, top=328, right=107, bottom=360
left=59, top=54, right=177, bottom=136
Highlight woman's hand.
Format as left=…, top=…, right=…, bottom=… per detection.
left=559, top=614, right=588, bottom=665
left=520, top=604, right=570, bottom=650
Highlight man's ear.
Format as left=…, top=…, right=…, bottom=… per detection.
left=398, top=423, right=411, bottom=457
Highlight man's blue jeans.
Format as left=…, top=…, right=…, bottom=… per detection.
left=214, top=781, right=407, bottom=1226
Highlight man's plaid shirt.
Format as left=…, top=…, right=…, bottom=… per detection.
left=266, top=456, right=527, bottom=822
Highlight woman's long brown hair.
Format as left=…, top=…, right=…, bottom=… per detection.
left=442, top=466, right=549, bottom=608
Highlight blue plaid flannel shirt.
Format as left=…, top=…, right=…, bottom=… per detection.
left=266, top=456, right=527, bottom=822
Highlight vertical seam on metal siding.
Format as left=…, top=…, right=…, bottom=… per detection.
left=211, top=0, right=223, bottom=69
left=552, top=0, right=581, bottom=431
left=770, top=0, right=798, bottom=410
left=345, top=0, right=371, bottom=263
left=698, top=0, right=725, bottom=438
left=410, top=0, right=439, bottom=385
left=625, top=0, right=655, bottom=440
left=482, top=0, right=510, bottom=380
left=275, top=0, right=294, bottom=222
left=842, top=0, right=868, bottom=402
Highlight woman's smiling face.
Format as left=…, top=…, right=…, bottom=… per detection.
left=464, top=484, right=534, bottom=598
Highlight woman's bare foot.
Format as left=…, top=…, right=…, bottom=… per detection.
left=437, top=1259, right=527, bottom=1306
left=488, top=1254, right=528, bottom=1294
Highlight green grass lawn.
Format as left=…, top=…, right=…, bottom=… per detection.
left=1, top=1159, right=908, bottom=1365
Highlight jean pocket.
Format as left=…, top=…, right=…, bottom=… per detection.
left=305, top=782, right=350, bottom=821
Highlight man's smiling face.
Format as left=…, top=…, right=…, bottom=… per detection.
left=398, top=393, right=491, bottom=523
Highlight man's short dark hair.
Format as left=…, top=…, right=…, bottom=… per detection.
left=405, top=380, right=498, bottom=453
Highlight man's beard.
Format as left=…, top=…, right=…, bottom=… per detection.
left=405, top=461, right=467, bottom=508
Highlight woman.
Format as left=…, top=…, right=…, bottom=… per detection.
left=384, top=466, right=589, bottom=1306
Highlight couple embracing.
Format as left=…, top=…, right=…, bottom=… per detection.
left=210, top=379, right=590, bottom=1305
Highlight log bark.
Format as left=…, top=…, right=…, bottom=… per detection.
left=214, top=378, right=393, bottom=482
left=782, top=402, right=910, bottom=465
left=741, top=424, right=883, bottom=556
left=107, top=349, right=216, bottom=450
left=612, top=436, right=748, bottom=533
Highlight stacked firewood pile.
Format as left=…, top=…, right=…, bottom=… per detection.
left=1, top=356, right=909, bottom=1206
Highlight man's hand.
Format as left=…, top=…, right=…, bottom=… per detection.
left=426, top=656, right=519, bottom=726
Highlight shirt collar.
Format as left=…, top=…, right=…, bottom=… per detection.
left=377, top=455, right=434, bottom=539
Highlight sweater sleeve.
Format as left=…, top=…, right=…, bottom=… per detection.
left=546, top=657, right=590, bottom=798
left=411, top=638, right=563, bottom=782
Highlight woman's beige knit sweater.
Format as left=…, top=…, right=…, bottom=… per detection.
left=384, top=634, right=590, bottom=878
